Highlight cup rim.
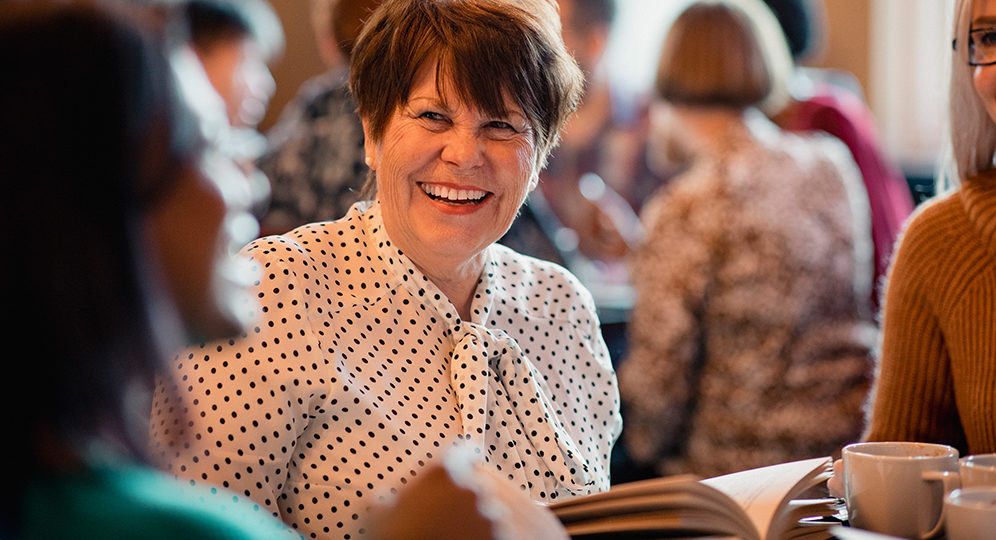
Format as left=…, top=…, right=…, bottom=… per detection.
left=961, top=453, right=996, bottom=469
left=945, top=487, right=996, bottom=510
left=843, top=441, right=959, bottom=460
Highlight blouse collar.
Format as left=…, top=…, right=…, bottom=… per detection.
left=361, top=201, right=495, bottom=327
left=358, top=201, right=595, bottom=494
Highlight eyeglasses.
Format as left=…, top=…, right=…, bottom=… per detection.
left=968, top=26, right=996, bottom=66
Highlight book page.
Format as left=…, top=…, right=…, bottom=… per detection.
left=549, top=474, right=699, bottom=512
left=550, top=474, right=756, bottom=539
left=700, top=457, right=832, bottom=540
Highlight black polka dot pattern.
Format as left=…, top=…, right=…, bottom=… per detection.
left=150, top=202, right=622, bottom=539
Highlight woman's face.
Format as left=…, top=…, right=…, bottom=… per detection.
left=364, top=62, right=539, bottom=273
left=973, top=0, right=996, bottom=124
left=146, top=144, right=259, bottom=343
left=199, top=36, right=275, bottom=128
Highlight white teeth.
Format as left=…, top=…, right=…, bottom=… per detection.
left=420, top=183, right=487, bottom=202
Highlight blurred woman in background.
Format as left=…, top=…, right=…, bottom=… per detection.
left=255, top=0, right=382, bottom=235
left=619, top=0, right=875, bottom=478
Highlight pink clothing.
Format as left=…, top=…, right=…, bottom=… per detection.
left=778, top=82, right=915, bottom=312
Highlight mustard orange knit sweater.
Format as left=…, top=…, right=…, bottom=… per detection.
left=864, top=173, right=996, bottom=454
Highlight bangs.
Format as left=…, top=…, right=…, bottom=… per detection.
left=431, top=0, right=549, bottom=123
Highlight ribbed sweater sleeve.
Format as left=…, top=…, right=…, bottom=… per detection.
left=864, top=181, right=996, bottom=454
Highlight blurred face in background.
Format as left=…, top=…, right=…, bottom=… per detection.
left=145, top=53, right=261, bottom=343
left=146, top=143, right=259, bottom=342
left=197, top=35, right=275, bottom=128
left=557, top=0, right=609, bottom=77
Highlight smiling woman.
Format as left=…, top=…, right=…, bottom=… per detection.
left=150, top=0, right=623, bottom=538
left=857, top=0, right=996, bottom=458
left=366, top=60, right=540, bottom=317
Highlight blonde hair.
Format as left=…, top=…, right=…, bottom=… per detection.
left=944, top=0, right=996, bottom=189
left=656, top=0, right=792, bottom=113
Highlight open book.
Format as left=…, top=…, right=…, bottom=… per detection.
left=549, top=457, right=840, bottom=540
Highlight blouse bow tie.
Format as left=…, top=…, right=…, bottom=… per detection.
left=449, top=322, right=593, bottom=494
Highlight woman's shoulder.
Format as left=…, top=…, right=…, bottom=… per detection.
left=488, top=243, right=586, bottom=292
left=245, top=208, right=370, bottom=262
left=487, top=244, right=597, bottom=321
left=888, top=188, right=984, bottom=286
left=896, top=189, right=967, bottom=249
left=771, top=125, right=856, bottom=176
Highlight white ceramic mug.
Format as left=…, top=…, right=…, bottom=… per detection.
left=960, top=453, right=996, bottom=488
left=843, top=441, right=960, bottom=539
left=944, top=486, right=996, bottom=540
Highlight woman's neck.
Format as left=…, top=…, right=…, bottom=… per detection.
left=410, top=251, right=486, bottom=322
left=674, top=105, right=751, bottom=158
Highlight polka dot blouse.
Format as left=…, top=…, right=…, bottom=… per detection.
left=150, top=201, right=622, bottom=539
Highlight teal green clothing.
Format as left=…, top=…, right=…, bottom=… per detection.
left=21, top=464, right=302, bottom=539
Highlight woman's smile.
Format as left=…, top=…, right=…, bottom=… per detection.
left=418, top=182, right=491, bottom=205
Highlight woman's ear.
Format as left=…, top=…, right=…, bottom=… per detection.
left=362, top=119, right=376, bottom=170
left=528, top=173, right=539, bottom=192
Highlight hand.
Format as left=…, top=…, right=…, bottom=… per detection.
left=366, top=449, right=568, bottom=540
left=827, top=459, right=845, bottom=498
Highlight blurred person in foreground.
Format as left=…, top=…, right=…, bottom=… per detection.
left=255, top=0, right=382, bottom=237
left=0, top=2, right=296, bottom=537
left=618, top=0, right=876, bottom=478
left=150, top=0, right=622, bottom=537
left=762, top=0, right=915, bottom=313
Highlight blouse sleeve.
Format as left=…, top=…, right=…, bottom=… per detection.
left=568, top=272, right=622, bottom=491
left=150, top=237, right=334, bottom=515
left=617, top=178, right=720, bottom=466
left=862, top=208, right=967, bottom=449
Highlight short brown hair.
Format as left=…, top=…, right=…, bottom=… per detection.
left=656, top=0, right=789, bottom=110
left=349, top=0, right=583, bottom=170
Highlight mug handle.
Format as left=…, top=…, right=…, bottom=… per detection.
left=919, top=470, right=961, bottom=539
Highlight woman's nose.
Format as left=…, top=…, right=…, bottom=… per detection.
left=440, top=128, right=485, bottom=171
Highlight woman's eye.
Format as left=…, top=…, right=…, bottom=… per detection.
left=482, top=120, right=523, bottom=141
left=417, top=111, right=447, bottom=122
left=972, top=27, right=996, bottom=48
left=489, top=120, right=513, bottom=129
